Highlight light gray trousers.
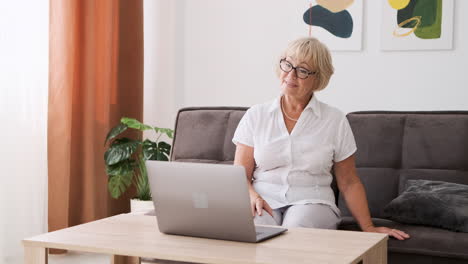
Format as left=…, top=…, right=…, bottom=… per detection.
left=254, top=204, right=341, bottom=229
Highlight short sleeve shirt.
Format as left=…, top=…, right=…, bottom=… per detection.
left=232, top=95, right=357, bottom=216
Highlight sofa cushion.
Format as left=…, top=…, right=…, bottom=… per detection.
left=171, top=107, right=247, bottom=162
left=402, top=114, right=468, bottom=170
left=398, top=169, right=468, bottom=194
left=222, top=110, right=246, bottom=161
left=347, top=114, right=405, bottom=168
left=338, top=168, right=399, bottom=218
left=383, top=180, right=468, bottom=232
left=388, top=253, right=468, bottom=264
left=339, top=217, right=468, bottom=260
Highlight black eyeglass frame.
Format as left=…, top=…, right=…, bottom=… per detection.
left=279, top=58, right=317, bottom=79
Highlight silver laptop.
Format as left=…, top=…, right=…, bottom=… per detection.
left=146, top=160, right=287, bottom=243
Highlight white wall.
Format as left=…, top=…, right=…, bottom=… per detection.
left=144, top=0, right=177, bottom=132
left=0, top=0, right=49, bottom=263
left=144, top=0, right=467, bottom=128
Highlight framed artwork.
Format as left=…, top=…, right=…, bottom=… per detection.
left=381, top=0, right=454, bottom=50
left=299, top=0, right=363, bottom=51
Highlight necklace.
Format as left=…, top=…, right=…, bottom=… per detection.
left=280, top=96, right=299, bottom=122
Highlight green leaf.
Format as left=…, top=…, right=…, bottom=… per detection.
left=104, top=123, right=128, bottom=145
left=154, top=127, right=174, bottom=139
left=142, top=140, right=171, bottom=161
left=142, top=139, right=158, bottom=160
left=106, top=159, right=135, bottom=176
left=105, top=160, right=136, bottom=199
left=121, top=117, right=153, bottom=131
left=134, top=156, right=151, bottom=200
left=158, top=141, right=171, bottom=155
left=104, top=138, right=140, bottom=165
left=165, top=129, right=174, bottom=139
left=108, top=172, right=133, bottom=199
left=156, top=151, right=169, bottom=161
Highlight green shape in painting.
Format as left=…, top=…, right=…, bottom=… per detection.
left=398, top=0, right=437, bottom=28
left=414, top=0, right=442, bottom=39
left=414, top=0, right=437, bottom=27
left=397, top=0, right=418, bottom=28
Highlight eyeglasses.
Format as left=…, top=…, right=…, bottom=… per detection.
left=279, top=59, right=316, bottom=79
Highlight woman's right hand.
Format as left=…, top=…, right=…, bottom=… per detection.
left=250, top=193, right=274, bottom=217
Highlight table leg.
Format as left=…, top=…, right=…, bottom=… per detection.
left=24, top=246, right=48, bottom=264
left=363, top=239, right=387, bottom=264
left=111, top=255, right=141, bottom=264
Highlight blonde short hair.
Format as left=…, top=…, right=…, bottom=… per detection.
left=276, top=37, right=334, bottom=92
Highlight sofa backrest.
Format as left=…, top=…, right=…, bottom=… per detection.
left=338, top=111, right=468, bottom=219
left=171, top=107, right=248, bottom=164
left=171, top=108, right=468, bottom=219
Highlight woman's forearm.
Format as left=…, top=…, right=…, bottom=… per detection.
left=247, top=181, right=259, bottom=197
left=341, top=181, right=374, bottom=231
left=233, top=143, right=256, bottom=197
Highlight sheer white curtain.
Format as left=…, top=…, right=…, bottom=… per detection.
left=0, top=0, right=49, bottom=263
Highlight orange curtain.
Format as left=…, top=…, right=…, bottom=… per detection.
left=48, top=0, right=143, bottom=236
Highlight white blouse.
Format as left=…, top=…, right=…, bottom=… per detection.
left=232, top=95, right=357, bottom=216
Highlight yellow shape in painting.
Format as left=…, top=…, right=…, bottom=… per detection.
left=317, top=0, right=354, bottom=13
left=388, top=0, right=411, bottom=10
left=393, top=16, right=421, bottom=37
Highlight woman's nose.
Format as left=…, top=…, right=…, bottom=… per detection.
left=287, top=69, right=298, bottom=79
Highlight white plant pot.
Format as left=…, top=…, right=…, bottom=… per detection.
left=130, top=199, right=155, bottom=214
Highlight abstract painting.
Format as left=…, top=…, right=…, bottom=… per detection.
left=381, top=0, right=454, bottom=50
left=302, top=0, right=363, bottom=51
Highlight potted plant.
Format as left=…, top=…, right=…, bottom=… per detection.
left=104, top=117, right=173, bottom=213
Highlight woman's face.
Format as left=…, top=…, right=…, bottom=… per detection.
left=279, top=56, right=317, bottom=99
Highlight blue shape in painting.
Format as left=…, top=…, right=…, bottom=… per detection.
left=303, top=5, right=353, bottom=38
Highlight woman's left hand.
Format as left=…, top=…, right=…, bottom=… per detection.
left=364, top=226, right=410, bottom=240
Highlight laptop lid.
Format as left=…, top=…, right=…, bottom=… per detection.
left=147, top=161, right=258, bottom=242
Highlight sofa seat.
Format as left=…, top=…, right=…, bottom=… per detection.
left=339, top=216, right=468, bottom=261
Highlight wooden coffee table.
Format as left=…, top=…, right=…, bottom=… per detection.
left=23, top=213, right=387, bottom=264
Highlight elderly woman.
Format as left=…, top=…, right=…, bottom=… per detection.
left=232, top=37, right=409, bottom=240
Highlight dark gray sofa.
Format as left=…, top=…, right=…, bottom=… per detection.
left=170, top=107, right=468, bottom=264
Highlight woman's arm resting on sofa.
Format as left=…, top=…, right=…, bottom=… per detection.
left=334, top=154, right=410, bottom=240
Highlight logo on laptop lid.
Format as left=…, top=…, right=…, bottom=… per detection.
left=192, top=192, right=209, bottom=208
